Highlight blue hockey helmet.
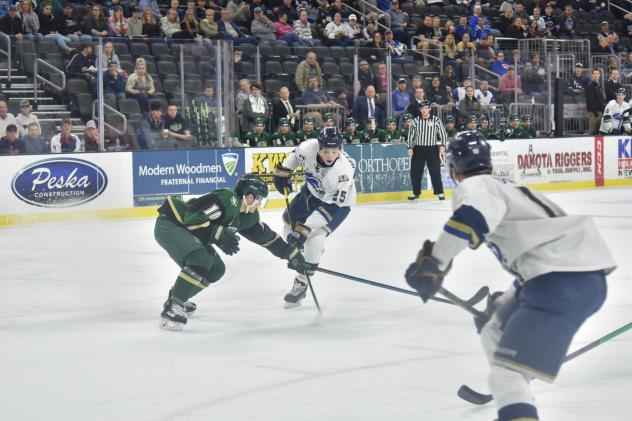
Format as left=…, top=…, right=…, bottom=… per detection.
left=318, top=126, right=344, bottom=149
left=446, top=131, right=492, bottom=175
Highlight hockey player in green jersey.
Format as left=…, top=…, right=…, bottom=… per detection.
left=271, top=118, right=298, bottom=146
left=444, top=115, right=457, bottom=139
left=343, top=117, right=363, bottom=144
left=478, top=115, right=497, bottom=139
left=399, top=113, right=414, bottom=143
left=362, top=117, right=386, bottom=143
left=244, top=118, right=271, bottom=147
left=504, top=114, right=530, bottom=139
left=296, top=117, right=317, bottom=144
left=464, top=115, right=478, bottom=131
left=385, top=117, right=401, bottom=142
left=522, top=115, right=537, bottom=138
left=155, top=174, right=308, bottom=331
left=322, top=112, right=335, bottom=128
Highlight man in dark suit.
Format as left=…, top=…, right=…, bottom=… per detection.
left=352, top=85, right=385, bottom=130
left=272, top=86, right=300, bottom=132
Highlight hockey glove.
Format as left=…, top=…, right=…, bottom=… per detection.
left=284, top=244, right=315, bottom=275
left=209, top=225, right=240, bottom=256
left=405, top=240, right=452, bottom=303
left=287, top=222, right=311, bottom=248
left=273, top=164, right=293, bottom=195
left=473, top=291, right=503, bottom=333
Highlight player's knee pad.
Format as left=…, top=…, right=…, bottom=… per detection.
left=303, top=227, right=328, bottom=264
left=184, top=249, right=225, bottom=284
left=480, top=318, right=502, bottom=363
left=488, top=364, right=534, bottom=412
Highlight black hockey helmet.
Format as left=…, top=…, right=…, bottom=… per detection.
left=304, top=117, right=315, bottom=126
left=403, top=113, right=414, bottom=122
left=345, top=116, right=357, bottom=126
left=617, top=87, right=626, bottom=95
left=479, top=115, right=489, bottom=123
left=318, top=126, right=344, bottom=149
left=323, top=112, right=334, bottom=122
left=254, top=117, right=265, bottom=127
left=467, top=115, right=478, bottom=124
left=235, top=174, right=269, bottom=200
left=446, top=131, right=492, bottom=175
left=445, top=114, right=455, bottom=124
left=278, top=117, right=290, bottom=126
left=387, top=117, right=397, bottom=125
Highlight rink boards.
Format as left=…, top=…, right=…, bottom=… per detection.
left=0, top=135, right=631, bottom=226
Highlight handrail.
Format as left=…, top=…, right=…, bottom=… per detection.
left=91, top=100, right=128, bottom=137
left=609, top=2, right=631, bottom=15
left=473, top=62, right=501, bottom=91
left=342, top=1, right=390, bottom=33
left=0, top=31, right=11, bottom=88
left=34, top=58, right=66, bottom=106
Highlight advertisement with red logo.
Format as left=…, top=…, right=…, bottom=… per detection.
left=514, top=138, right=594, bottom=184
left=616, top=137, right=632, bottom=178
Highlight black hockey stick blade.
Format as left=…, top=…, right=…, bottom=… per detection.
left=465, top=286, right=489, bottom=307
left=457, top=385, right=493, bottom=405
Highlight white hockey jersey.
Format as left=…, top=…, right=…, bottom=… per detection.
left=432, top=175, right=616, bottom=282
left=600, top=99, right=631, bottom=133
left=283, top=139, right=357, bottom=206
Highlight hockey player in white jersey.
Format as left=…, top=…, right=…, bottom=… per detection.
left=405, top=131, right=616, bottom=421
left=273, top=127, right=356, bottom=307
left=599, top=87, right=631, bottom=134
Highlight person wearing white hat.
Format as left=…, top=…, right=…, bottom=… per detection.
left=15, top=99, right=41, bottom=138
left=346, top=14, right=362, bottom=44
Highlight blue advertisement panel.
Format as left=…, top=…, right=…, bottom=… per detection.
left=132, top=148, right=245, bottom=206
left=344, top=143, right=411, bottom=193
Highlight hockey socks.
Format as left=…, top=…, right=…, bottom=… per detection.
left=171, top=266, right=211, bottom=305
left=498, top=402, right=538, bottom=421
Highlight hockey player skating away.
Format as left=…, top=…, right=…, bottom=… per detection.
left=273, top=127, right=357, bottom=307
left=599, top=87, right=631, bottom=134
left=405, top=131, right=616, bottom=421
left=156, top=174, right=308, bottom=330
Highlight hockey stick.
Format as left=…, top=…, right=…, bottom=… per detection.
left=315, top=267, right=489, bottom=307
left=457, top=321, right=632, bottom=406
left=284, top=188, right=322, bottom=313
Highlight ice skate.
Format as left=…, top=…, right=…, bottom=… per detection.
left=164, top=288, right=196, bottom=316
left=160, top=300, right=188, bottom=331
left=284, top=278, right=308, bottom=308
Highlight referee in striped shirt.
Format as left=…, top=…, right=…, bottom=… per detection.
left=406, top=99, right=448, bottom=200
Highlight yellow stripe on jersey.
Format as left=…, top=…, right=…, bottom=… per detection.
left=167, top=196, right=184, bottom=225
left=187, top=221, right=210, bottom=231
left=261, top=234, right=280, bottom=247
left=318, top=206, right=333, bottom=222
left=445, top=219, right=481, bottom=248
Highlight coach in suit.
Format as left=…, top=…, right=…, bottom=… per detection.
left=271, top=86, right=300, bottom=131
left=352, top=85, right=385, bottom=130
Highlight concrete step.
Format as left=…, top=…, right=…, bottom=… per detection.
left=0, top=75, right=27, bottom=80
left=12, top=97, right=54, bottom=102
left=6, top=83, right=36, bottom=89
left=35, top=104, right=69, bottom=111
left=34, top=112, right=73, bottom=118
left=4, top=89, right=44, bottom=94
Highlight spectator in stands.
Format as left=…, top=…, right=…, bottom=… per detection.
left=105, top=0, right=130, bottom=18
left=251, top=6, right=278, bottom=44
left=622, top=52, right=632, bottom=80
left=325, top=12, right=352, bottom=47
left=542, top=3, right=556, bottom=33
left=295, top=52, right=324, bottom=93
left=361, top=19, right=378, bottom=42
left=22, top=122, right=49, bottom=154
left=392, top=77, right=411, bottom=120
left=37, top=2, right=72, bottom=53
left=108, top=6, right=129, bottom=37
left=334, top=87, right=351, bottom=112
left=605, top=68, right=622, bottom=102
left=471, top=14, right=491, bottom=43
left=50, top=117, right=82, bottom=153
left=567, top=63, right=589, bottom=96
left=427, top=75, right=453, bottom=111
left=226, top=0, right=250, bottom=27
left=357, top=59, right=374, bottom=92
left=243, top=82, right=269, bottom=133
left=362, top=31, right=386, bottom=63
left=161, top=8, right=181, bottom=37
left=141, top=7, right=161, bottom=37
left=57, top=4, right=91, bottom=44
left=128, top=7, right=143, bottom=37
left=102, top=42, right=121, bottom=73
left=83, top=4, right=109, bottom=37
left=275, top=12, right=308, bottom=47
left=219, top=9, right=256, bottom=45
left=83, top=120, right=102, bottom=152
left=452, top=77, right=472, bottom=105
left=406, top=86, right=426, bottom=120
left=458, top=85, right=482, bottom=127
left=475, top=79, right=496, bottom=106
left=199, top=8, right=220, bottom=40
left=443, top=34, right=461, bottom=74
left=0, top=5, right=23, bottom=40
left=164, top=104, right=194, bottom=148
left=138, top=0, right=161, bottom=19
left=17, top=0, right=41, bottom=41
left=557, top=4, right=577, bottom=38
left=586, top=67, right=606, bottom=135
left=476, top=34, right=496, bottom=64
left=456, top=33, right=477, bottom=68
left=301, top=75, right=338, bottom=126
left=455, top=16, right=469, bottom=42
left=0, top=124, right=24, bottom=155
left=272, top=86, right=300, bottom=130
left=103, top=59, right=127, bottom=103
left=526, top=16, right=549, bottom=39
left=513, top=2, right=529, bottom=21
left=235, top=78, right=251, bottom=116
left=440, top=65, right=458, bottom=92
left=592, top=35, right=614, bottom=55
left=521, top=61, right=546, bottom=101
left=277, top=0, right=298, bottom=22
left=373, top=61, right=389, bottom=95
left=136, top=102, right=172, bottom=149
left=388, top=0, right=410, bottom=43
left=353, top=85, right=385, bottom=130
left=15, top=99, right=40, bottom=138
left=179, top=8, right=201, bottom=39
left=66, top=43, right=97, bottom=90
left=0, top=101, right=17, bottom=138
left=491, top=51, right=510, bottom=76
left=504, top=17, right=528, bottom=39
left=347, top=14, right=363, bottom=45
left=194, top=83, right=217, bottom=108
left=530, top=6, right=546, bottom=32
left=384, top=29, right=406, bottom=61
left=498, top=65, right=522, bottom=104
left=126, top=58, right=156, bottom=113
left=294, top=9, right=320, bottom=47
left=496, top=8, right=514, bottom=35
left=0, top=2, right=12, bottom=19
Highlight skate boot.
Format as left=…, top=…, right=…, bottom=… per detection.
left=164, top=288, right=196, bottom=316
left=160, top=299, right=188, bottom=331
left=284, top=277, right=308, bottom=308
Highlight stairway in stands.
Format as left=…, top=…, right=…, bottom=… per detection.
left=1, top=66, right=85, bottom=138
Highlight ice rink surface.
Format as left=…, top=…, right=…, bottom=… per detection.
left=1, top=187, right=631, bottom=421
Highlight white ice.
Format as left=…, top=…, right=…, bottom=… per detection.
left=1, top=188, right=631, bottom=421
